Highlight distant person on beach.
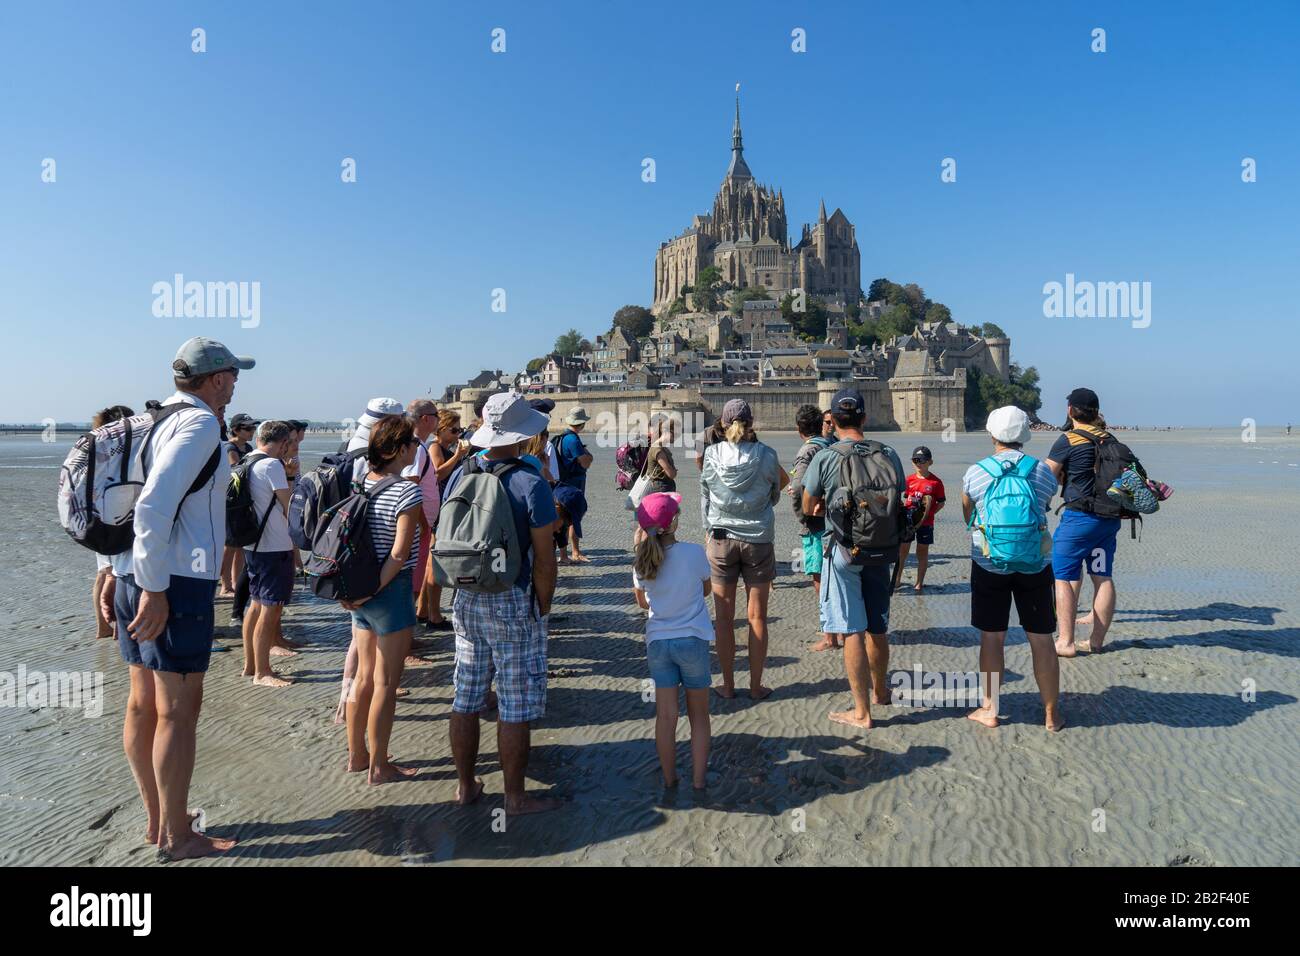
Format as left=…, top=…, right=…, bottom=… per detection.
left=443, top=392, right=559, bottom=814
left=802, top=389, right=906, bottom=729
left=341, top=414, right=423, bottom=785
left=1047, top=387, right=1119, bottom=656
left=894, top=445, right=945, bottom=592
left=90, top=405, right=134, bottom=639
left=788, top=404, right=835, bottom=652
left=961, top=406, right=1063, bottom=732
left=219, top=413, right=257, bottom=598
left=403, top=400, right=441, bottom=638
left=420, top=409, right=470, bottom=630
left=642, top=413, right=679, bottom=494
left=238, top=420, right=297, bottom=688
left=99, top=336, right=251, bottom=860
left=552, top=406, right=593, bottom=563
left=632, top=492, right=712, bottom=790
left=701, top=399, right=788, bottom=700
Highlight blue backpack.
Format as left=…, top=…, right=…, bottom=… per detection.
left=967, top=454, right=1043, bottom=573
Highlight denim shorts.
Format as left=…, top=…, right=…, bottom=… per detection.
left=115, top=573, right=218, bottom=674
left=351, top=569, right=416, bottom=636
left=245, top=549, right=294, bottom=606
left=647, top=636, right=712, bottom=689
left=1052, top=509, right=1120, bottom=581
left=819, top=544, right=892, bottom=635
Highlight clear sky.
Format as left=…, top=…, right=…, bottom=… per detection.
left=2, top=1, right=1297, bottom=426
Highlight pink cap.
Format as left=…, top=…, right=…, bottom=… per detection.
left=635, top=492, right=682, bottom=532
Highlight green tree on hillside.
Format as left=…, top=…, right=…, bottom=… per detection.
left=554, top=329, right=584, bottom=357
left=693, top=266, right=724, bottom=312
left=611, top=305, right=655, bottom=339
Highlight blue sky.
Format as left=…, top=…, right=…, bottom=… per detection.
left=2, top=1, right=1297, bottom=426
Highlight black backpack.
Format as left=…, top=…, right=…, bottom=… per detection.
left=305, top=475, right=400, bottom=601
left=550, top=430, right=584, bottom=484
left=225, top=452, right=278, bottom=549
left=1062, top=429, right=1143, bottom=519
left=825, top=441, right=905, bottom=566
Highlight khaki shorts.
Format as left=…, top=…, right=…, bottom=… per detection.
left=707, top=536, right=776, bottom=587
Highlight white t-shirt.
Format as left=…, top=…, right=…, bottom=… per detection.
left=546, top=441, right=560, bottom=483
left=401, top=441, right=441, bottom=526
left=631, top=540, right=713, bottom=643
left=244, top=455, right=293, bottom=553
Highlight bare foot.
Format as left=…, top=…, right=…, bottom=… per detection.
left=1076, top=612, right=1094, bottom=630
left=749, top=685, right=773, bottom=701
left=269, top=645, right=298, bottom=658
left=240, top=667, right=254, bottom=677
left=872, top=691, right=891, bottom=706
left=505, top=793, right=563, bottom=815
left=158, top=831, right=237, bottom=861
left=345, top=752, right=370, bottom=773
left=829, top=709, right=873, bottom=730
left=1055, top=640, right=1078, bottom=658
left=404, top=655, right=426, bottom=667
left=395, top=687, right=411, bottom=698
left=712, top=685, right=736, bottom=700
left=1046, top=711, right=1065, bottom=733
left=253, top=673, right=294, bottom=688
left=145, top=811, right=201, bottom=845
left=279, top=636, right=306, bottom=649
left=571, top=553, right=591, bottom=564
left=967, top=706, right=1000, bottom=728
left=369, top=762, right=418, bottom=785
left=809, top=637, right=836, bottom=652
left=456, top=777, right=486, bottom=805
left=913, top=584, right=925, bottom=594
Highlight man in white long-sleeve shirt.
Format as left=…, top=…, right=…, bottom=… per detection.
left=99, top=336, right=253, bottom=861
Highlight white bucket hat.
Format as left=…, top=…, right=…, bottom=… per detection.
left=471, top=391, right=549, bottom=448
left=349, top=397, right=404, bottom=449
left=985, top=405, right=1032, bottom=445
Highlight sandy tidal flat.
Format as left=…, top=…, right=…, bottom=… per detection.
left=1, top=429, right=1297, bottom=865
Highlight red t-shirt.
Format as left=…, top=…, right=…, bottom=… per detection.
left=906, top=473, right=945, bottom=527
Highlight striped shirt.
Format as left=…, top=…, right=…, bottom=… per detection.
left=962, top=451, right=1057, bottom=573
left=363, top=475, right=423, bottom=570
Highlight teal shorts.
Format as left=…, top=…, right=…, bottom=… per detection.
left=801, top=532, right=824, bottom=576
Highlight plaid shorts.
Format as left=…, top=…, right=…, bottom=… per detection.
left=452, top=586, right=548, bottom=723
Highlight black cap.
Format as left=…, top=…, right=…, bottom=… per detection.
left=1066, top=387, right=1099, bottom=411
left=287, top=420, right=309, bottom=432
left=528, top=398, right=556, bottom=414
left=830, top=388, right=865, bottom=414
left=229, top=413, right=259, bottom=430
left=911, top=446, right=932, bottom=461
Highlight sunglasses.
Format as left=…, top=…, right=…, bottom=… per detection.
left=912, top=458, right=930, bottom=464
left=448, top=426, right=463, bottom=435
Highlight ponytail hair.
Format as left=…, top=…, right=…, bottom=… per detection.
left=633, top=514, right=679, bottom=581
left=725, top=419, right=756, bottom=444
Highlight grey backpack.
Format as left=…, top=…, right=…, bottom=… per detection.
left=431, top=457, right=523, bottom=592
left=826, top=440, right=904, bottom=566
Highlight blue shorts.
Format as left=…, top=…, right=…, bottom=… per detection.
left=820, top=544, right=892, bottom=635
left=800, top=532, right=824, bottom=576
left=1052, top=509, right=1120, bottom=581
left=647, top=636, right=712, bottom=689
left=115, top=573, right=218, bottom=675
left=351, top=569, right=416, bottom=635
left=245, top=549, right=294, bottom=606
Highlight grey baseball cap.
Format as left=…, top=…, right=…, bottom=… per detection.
left=172, top=337, right=255, bottom=377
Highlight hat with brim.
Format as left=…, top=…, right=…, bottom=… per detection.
left=173, top=336, right=255, bottom=377
left=986, top=405, right=1032, bottom=445
left=472, top=392, right=550, bottom=448
left=564, top=406, right=591, bottom=426
left=350, top=397, right=404, bottom=448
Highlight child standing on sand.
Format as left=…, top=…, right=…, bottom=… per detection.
left=895, top=445, right=945, bottom=592
left=631, top=493, right=712, bottom=790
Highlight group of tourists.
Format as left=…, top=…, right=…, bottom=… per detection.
left=68, top=333, right=1153, bottom=858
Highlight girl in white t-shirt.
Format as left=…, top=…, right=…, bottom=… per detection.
left=631, top=492, right=712, bottom=790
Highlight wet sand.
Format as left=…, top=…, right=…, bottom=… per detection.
left=2, top=429, right=1297, bottom=865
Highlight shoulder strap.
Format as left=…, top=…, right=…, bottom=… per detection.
left=1013, top=454, right=1037, bottom=477
left=362, top=474, right=402, bottom=498
left=976, top=456, right=1002, bottom=479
